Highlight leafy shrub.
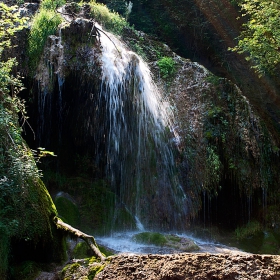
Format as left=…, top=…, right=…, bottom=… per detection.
left=230, top=0, right=280, bottom=76
left=28, top=9, right=62, bottom=71
left=0, top=5, right=65, bottom=277
left=89, top=0, right=128, bottom=35
left=40, top=0, right=65, bottom=10
left=157, top=56, right=176, bottom=79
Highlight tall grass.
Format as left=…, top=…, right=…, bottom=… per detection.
left=40, top=0, right=65, bottom=10
left=89, top=0, right=128, bottom=35
left=28, top=2, right=63, bottom=71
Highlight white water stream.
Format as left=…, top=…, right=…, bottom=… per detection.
left=96, top=231, right=247, bottom=255
left=95, top=24, right=188, bottom=229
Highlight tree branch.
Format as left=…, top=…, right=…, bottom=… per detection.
left=53, top=217, right=106, bottom=261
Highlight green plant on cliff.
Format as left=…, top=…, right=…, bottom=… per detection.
left=89, top=0, right=128, bottom=35
left=28, top=2, right=63, bottom=71
left=0, top=6, right=27, bottom=275
left=41, top=0, right=65, bottom=10
left=231, top=0, right=280, bottom=76
left=0, top=4, right=66, bottom=277
left=157, top=56, right=176, bottom=79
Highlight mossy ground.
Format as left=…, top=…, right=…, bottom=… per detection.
left=60, top=255, right=108, bottom=280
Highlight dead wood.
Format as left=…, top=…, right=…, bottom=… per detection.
left=53, top=217, right=106, bottom=261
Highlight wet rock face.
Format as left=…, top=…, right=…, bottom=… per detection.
left=18, top=3, right=39, bottom=17
left=21, top=4, right=280, bottom=232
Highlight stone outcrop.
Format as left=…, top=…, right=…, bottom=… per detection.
left=57, top=253, right=280, bottom=280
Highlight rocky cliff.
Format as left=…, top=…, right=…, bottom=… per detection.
left=17, top=1, right=280, bottom=237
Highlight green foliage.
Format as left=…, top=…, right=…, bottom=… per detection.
left=129, top=41, right=146, bottom=60
left=205, top=146, right=221, bottom=190
left=231, top=0, right=280, bottom=76
left=40, top=0, right=66, bottom=10
left=0, top=3, right=27, bottom=49
left=0, top=5, right=65, bottom=277
left=235, top=220, right=262, bottom=240
left=28, top=8, right=62, bottom=71
left=133, top=232, right=167, bottom=246
left=157, top=56, right=176, bottom=79
left=89, top=0, right=128, bottom=35
left=0, top=4, right=55, bottom=245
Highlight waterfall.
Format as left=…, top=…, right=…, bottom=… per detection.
left=35, top=19, right=189, bottom=231
left=94, top=25, right=188, bottom=230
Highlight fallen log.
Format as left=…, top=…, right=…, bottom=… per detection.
left=53, top=216, right=105, bottom=261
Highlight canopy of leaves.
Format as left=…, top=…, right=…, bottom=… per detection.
left=231, top=0, right=280, bottom=76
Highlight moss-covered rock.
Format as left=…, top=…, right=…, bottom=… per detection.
left=43, top=174, right=136, bottom=235
left=55, top=192, right=80, bottom=227
left=260, top=231, right=280, bottom=254
left=132, top=232, right=199, bottom=252
left=60, top=258, right=107, bottom=280
left=133, top=232, right=167, bottom=246
left=72, top=241, right=92, bottom=259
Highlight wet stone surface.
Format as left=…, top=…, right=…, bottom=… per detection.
left=96, top=253, right=280, bottom=280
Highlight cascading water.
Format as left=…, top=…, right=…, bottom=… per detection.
left=35, top=18, right=189, bottom=231
left=95, top=25, right=188, bottom=230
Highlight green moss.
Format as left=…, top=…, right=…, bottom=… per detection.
left=259, top=231, right=279, bottom=254
left=98, top=245, right=115, bottom=257
left=43, top=173, right=136, bottom=234
left=72, top=241, right=92, bottom=259
left=88, top=264, right=105, bottom=280
left=235, top=220, right=262, bottom=241
left=166, top=234, right=181, bottom=243
left=54, top=196, right=80, bottom=227
left=133, top=232, right=167, bottom=246
left=61, top=262, right=81, bottom=277
left=60, top=258, right=107, bottom=280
